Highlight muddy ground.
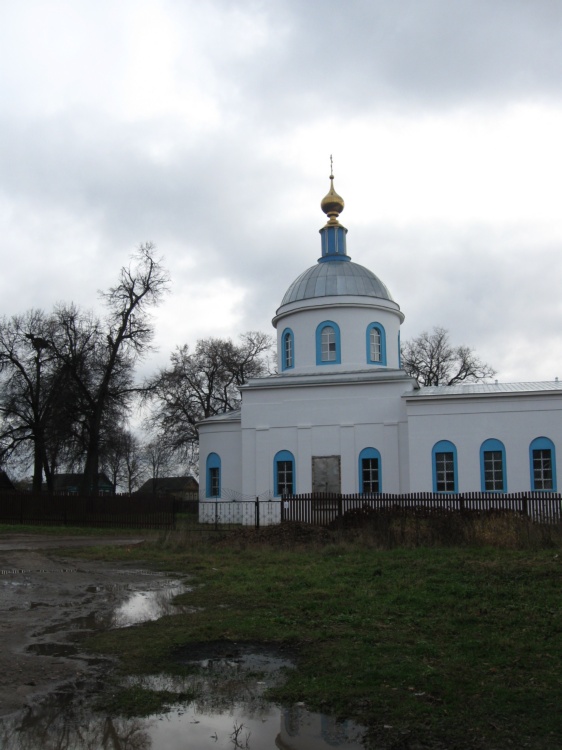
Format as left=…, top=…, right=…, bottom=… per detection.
left=0, top=534, right=163, bottom=717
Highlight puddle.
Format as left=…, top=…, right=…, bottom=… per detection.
left=176, top=639, right=295, bottom=674
left=0, top=691, right=366, bottom=750
left=0, top=563, right=368, bottom=748
left=110, top=582, right=194, bottom=627
left=1, top=638, right=368, bottom=749
left=22, top=579, right=194, bottom=675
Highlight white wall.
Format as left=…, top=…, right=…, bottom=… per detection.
left=241, top=374, right=415, bottom=497
left=406, top=392, right=562, bottom=492
left=198, top=418, right=242, bottom=500
left=273, top=296, right=404, bottom=374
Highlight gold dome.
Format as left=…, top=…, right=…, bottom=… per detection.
left=320, top=167, right=344, bottom=225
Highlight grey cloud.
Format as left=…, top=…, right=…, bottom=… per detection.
left=0, top=0, right=560, bottom=384
left=219, top=0, right=562, bottom=122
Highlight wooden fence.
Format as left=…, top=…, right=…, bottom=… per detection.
left=280, top=492, right=562, bottom=526
left=0, top=491, right=176, bottom=529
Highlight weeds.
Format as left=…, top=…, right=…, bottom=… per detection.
left=27, top=515, right=562, bottom=748
left=80, top=538, right=562, bottom=750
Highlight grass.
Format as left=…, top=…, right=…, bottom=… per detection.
left=67, top=526, right=562, bottom=750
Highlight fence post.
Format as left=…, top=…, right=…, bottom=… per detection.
left=338, top=494, right=343, bottom=518
left=522, top=494, right=528, bottom=518
left=255, top=497, right=260, bottom=529
left=214, top=500, right=219, bottom=530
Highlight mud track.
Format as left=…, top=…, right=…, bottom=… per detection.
left=0, top=534, right=154, bottom=717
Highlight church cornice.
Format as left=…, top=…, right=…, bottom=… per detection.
left=241, top=368, right=418, bottom=392
left=273, top=295, right=404, bottom=327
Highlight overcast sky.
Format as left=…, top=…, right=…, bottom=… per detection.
left=1, top=0, right=561, bottom=383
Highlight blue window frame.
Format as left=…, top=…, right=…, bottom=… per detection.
left=316, top=321, right=341, bottom=365
left=480, top=438, right=507, bottom=492
left=205, top=452, right=221, bottom=498
left=274, top=450, right=295, bottom=497
left=366, top=323, right=387, bottom=365
left=432, top=440, right=458, bottom=493
left=281, top=328, right=294, bottom=370
left=358, top=447, right=382, bottom=493
left=530, top=437, right=557, bottom=491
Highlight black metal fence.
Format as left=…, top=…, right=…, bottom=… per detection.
left=279, top=491, right=562, bottom=526
left=196, top=491, right=562, bottom=529
left=0, top=491, right=176, bottom=529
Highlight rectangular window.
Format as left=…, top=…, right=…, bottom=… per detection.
left=321, top=328, right=336, bottom=361
left=533, top=449, right=553, bottom=490
left=435, top=451, right=455, bottom=492
left=284, top=334, right=293, bottom=368
left=361, top=458, right=379, bottom=493
left=277, top=460, right=294, bottom=496
left=370, top=330, right=381, bottom=362
left=483, top=450, right=504, bottom=491
left=209, top=467, right=220, bottom=497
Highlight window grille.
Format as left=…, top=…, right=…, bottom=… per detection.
left=361, top=457, right=380, bottom=493
left=483, top=450, right=504, bottom=491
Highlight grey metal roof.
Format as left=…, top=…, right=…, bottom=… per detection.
left=242, top=368, right=417, bottom=390
left=198, top=408, right=242, bottom=425
left=281, top=261, right=394, bottom=306
left=407, top=381, right=562, bottom=398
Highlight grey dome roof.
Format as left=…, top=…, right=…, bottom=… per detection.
left=280, top=260, right=394, bottom=306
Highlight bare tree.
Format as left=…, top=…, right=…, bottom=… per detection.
left=122, top=430, right=144, bottom=493
left=101, top=427, right=145, bottom=493
left=0, top=310, right=73, bottom=491
left=401, top=326, right=496, bottom=386
left=146, top=332, right=271, bottom=458
left=140, top=438, right=176, bottom=492
left=52, top=244, right=169, bottom=494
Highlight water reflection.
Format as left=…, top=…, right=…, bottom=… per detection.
left=0, top=694, right=366, bottom=750
left=110, top=582, right=194, bottom=628
left=0, top=691, right=152, bottom=750
left=0, top=575, right=367, bottom=749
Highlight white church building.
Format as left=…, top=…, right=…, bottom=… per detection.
left=198, top=174, right=562, bottom=507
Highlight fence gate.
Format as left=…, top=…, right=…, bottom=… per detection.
left=312, top=455, right=341, bottom=494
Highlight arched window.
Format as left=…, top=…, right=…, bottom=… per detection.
left=316, top=321, right=341, bottom=365
left=359, top=447, right=382, bottom=493
left=274, top=450, right=295, bottom=497
left=432, top=440, right=458, bottom=493
left=366, top=323, right=387, bottom=365
left=530, top=437, right=557, bottom=491
left=480, top=438, right=507, bottom=492
left=281, top=328, right=294, bottom=370
left=205, top=453, right=221, bottom=498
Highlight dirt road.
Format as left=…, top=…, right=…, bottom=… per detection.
left=0, top=534, right=169, bottom=717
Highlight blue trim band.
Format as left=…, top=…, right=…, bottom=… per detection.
left=479, top=438, right=507, bottom=493
left=366, top=323, right=387, bottom=365
left=281, top=327, right=295, bottom=371
left=432, top=440, right=458, bottom=493
left=274, top=450, right=295, bottom=497
left=315, top=321, right=341, bottom=365
left=206, top=452, right=221, bottom=498
left=529, top=436, right=557, bottom=491
left=358, top=447, right=382, bottom=493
